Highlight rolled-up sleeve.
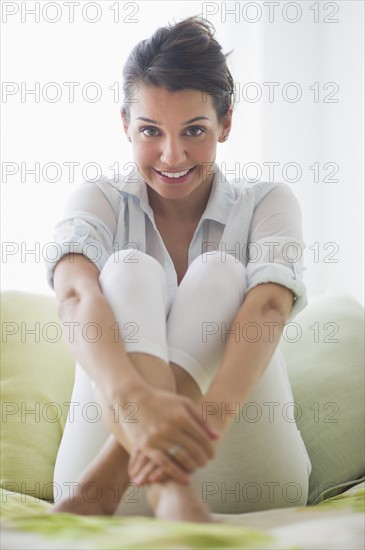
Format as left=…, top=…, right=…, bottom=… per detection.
left=44, top=179, right=118, bottom=291
left=246, top=183, right=307, bottom=322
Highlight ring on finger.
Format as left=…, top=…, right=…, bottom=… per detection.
left=166, top=443, right=182, bottom=457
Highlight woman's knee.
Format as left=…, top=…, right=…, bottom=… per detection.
left=99, top=249, right=166, bottom=288
left=188, top=251, right=247, bottom=297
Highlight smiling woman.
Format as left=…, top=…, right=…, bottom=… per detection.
left=122, top=86, right=231, bottom=219
left=120, top=16, right=234, bottom=219
left=46, top=15, right=311, bottom=522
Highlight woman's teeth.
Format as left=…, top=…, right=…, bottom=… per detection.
left=160, top=169, right=190, bottom=178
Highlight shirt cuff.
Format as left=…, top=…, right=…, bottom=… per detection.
left=44, top=219, right=110, bottom=290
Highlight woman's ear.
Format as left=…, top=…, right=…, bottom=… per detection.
left=222, top=106, right=233, bottom=135
left=121, top=108, right=130, bottom=140
left=219, top=106, right=233, bottom=142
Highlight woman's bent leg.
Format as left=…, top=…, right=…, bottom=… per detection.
left=52, top=362, right=125, bottom=514
left=53, top=250, right=173, bottom=517
left=194, top=347, right=312, bottom=515
left=99, top=251, right=212, bottom=521
left=53, top=250, right=213, bottom=521
left=167, top=251, right=247, bottom=396
left=164, top=251, right=311, bottom=513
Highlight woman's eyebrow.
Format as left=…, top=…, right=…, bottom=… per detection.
left=135, top=116, right=210, bottom=125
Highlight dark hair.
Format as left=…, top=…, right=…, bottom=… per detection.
left=121, top=15, right=235, bottom=123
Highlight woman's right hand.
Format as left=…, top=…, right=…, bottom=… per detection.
left=128, top=449, right=179, bottom=486
left=93, top=382, right=221, bottom=483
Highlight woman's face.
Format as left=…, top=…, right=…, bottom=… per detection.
left=122, top=85, right=232, bottom=203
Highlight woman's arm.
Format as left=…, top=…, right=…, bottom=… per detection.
left=54, top=253, right=143, bottom=399
left=201, top=282, right=294, bottom=435
left=204, top=184, right=306, bottom=431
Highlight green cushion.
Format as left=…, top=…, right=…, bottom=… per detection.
left=0, top=291, right=75, bottom=501
left=281, top=293, right=365, bottom=505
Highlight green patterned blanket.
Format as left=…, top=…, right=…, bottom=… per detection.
left=1, top=483, right=363, bottom=549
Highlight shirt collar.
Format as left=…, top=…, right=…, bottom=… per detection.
left=200, top=165, right=236, bottom=224
left=117, top=164, right=237, bottom=225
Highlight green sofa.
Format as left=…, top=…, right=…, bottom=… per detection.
left=1, top=290, right=364, bottom=549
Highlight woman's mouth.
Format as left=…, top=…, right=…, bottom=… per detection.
left=154, top=166, right=196, bottom=184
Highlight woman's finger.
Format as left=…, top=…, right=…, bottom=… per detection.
left=163, top=431, right=207, bottom=471
left=186, top=402, right=221, bottom=439
left=128, top=449, right=149, bottom=478
left=146, top=448, right=190, bottom=484
left=147, top=465, right=171, bottom=484
left=135, top=463, right=171, bottom=486
left=132, top=460, right=159, bottom=486
left=130, top=447, right=192, bottom=486
left=147, top=467, right=164, bottom=483
left=176, top=408, right=217, bottom=460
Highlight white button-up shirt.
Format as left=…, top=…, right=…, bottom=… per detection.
left=45, top=165, right=307, bottom=322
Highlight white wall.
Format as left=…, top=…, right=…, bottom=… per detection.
left=1, top=1, right=364, bottom=306
left=214, top=0, right=364, bottom=305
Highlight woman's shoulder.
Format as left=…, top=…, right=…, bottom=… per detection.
left=226, top=175, right=296, bottom=209
left=228, top=176, right=291, bottom=197
left=79, top=172, right=127, bottom=194
left=87, top=168, right=144, bottom=198
left=72, top=170, right=142, bottom=211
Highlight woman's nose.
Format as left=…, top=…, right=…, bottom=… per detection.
left=160, top=137, right=187, bottom=166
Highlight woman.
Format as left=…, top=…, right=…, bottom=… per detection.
left=47, top=15, right=312, bottom=523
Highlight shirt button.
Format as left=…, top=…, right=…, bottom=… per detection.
left=75, top=226, right=88, bottom=236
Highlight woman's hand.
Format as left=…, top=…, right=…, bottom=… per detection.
left=93, top=382, right=221, bottom=484
left=127, top=394, right=226, bottom=486
left=128, top=449, right=172, bottom=485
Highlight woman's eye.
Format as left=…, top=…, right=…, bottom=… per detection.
left=186, top=126, right=204, bottom=137
left=141, top=126, right=159, bottom=137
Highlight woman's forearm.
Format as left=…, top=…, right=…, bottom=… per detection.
left=202, top=302, right=286, bottom=433
left=58, top=291, right=145, bottom=402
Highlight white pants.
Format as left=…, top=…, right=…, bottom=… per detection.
left=53, top=250, right=312, bottom=515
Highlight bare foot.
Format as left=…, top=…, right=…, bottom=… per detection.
left=50, top=492, right=112, bottom=516
left=146, top=480, right=213, bottom=523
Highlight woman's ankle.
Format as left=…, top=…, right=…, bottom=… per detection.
left=145, top=479, right=212, bottom=522
left=145, top=478, right=182, bottom=510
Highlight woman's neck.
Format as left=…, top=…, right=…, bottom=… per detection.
left=146, top=175, right=214, bottom=223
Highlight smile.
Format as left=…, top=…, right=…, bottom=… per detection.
left=154, top=166, right=196, bottom=183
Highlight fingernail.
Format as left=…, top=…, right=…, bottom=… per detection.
left=132, top=476, right=143, bottom=485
